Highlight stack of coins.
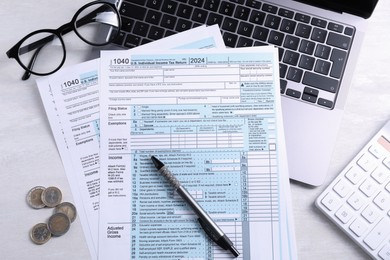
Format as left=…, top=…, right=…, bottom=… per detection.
left=27, top=186, right=77, bottom=245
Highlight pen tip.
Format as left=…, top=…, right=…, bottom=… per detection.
left=229, top=245, right=240, bottom=257
left=151, top=156, right=164, bottom=170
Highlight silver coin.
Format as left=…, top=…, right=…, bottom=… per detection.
left=26, top=186, right=46, bottom=209
left=54, top=202, right=77, bottom=223
left=47, top=212, right=71, bottom=236
left=30, top=223, right=51, bottom=245
left=41, top=186, right=62, bottom=207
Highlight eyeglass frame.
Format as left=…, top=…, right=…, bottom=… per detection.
left=6, top=1, right=122, bottom=80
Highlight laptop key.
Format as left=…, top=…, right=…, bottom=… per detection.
left=302, top=93, right=317, bottom=103
left=120, top=3, right=147, bottom=20
left=283, top=35, right=300, bottom=50
left=303, top=71, right=339, bottom=93
left=133, top=21, right=149, bottom=37
left=286, top=67, right=303, bottom=82
left=315, top=44, right=331, bottom=59
left=145, top=10, right=162, bottom=25
left=330, top=48, right=347, bottom=79
left=192, top=8, right=208, bottom=23
left=204, top=0, right=220, bottom=11
left=160, top=14, right=177, bottom=30
left=223, top=32, right=238, bottom=47
left=264, top=14, right=281, bottom=29
left=237, top=37, right=254, bottom=47
left=311, top=18, right=327, bottom=28
left=278, top=8, right=294, bottom=19
left=327, top=32, right=351, bottom=50
left=262, top=3, right=278, bottom=14
left=207, top=13, right=223, bottom=27
left=314, top=60, right=331, bottom=75
left=246, top=0, right=261, bottom=9
left=219, top=2, right=236, bottom=16
left=299, top=39, right=315, bottom=55
left=286, top=88, right=301, bottom=98
left=295, top=13, right=310, bottom=23
left=298, top=55, right=315, bottom=70
left=295, top=23, right=312, bottom=38
left=303, top=87, right=319, bottom=97
left=268, top=31, right=284, bottom=46
left=188, top=0, right=204, bottom=7
left=176, top=19, right=193, bottom=32
left=249, top=10, right=266, bottom=25
left=311, top=27, right=327, bottom=43
left=283, top=50, right=300, bottom=66
left=328, top=22, right=344, bottom=33
left=177, top=4, right=194, bottom=19
left=162, top=0, right=178, bottom=14
left=238, top=22, right=254, bottom=37
left=234, top=5, right=251, bottom=20
left=280, top=79, right=287, bottom=94
left=280, top=19, right=297, bottom=34
left=253, top=26, right=269, bottom=41
left=317, top=98, right=333, bottom=108
left=146, top=0, right=162, bottom=10
left=222, top=17, right=239, bottom=32
left=280, top=64, right=288, bottom=78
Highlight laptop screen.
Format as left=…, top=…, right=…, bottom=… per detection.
left=295, top=0, right=378, bottom=18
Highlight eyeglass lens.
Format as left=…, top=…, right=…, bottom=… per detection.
left=18, top=32, right=65, bottom=75
left=75, top=3, right=120, bottom=45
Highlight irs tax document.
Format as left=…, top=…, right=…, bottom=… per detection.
left=98, top=47, right=297, bottom=259
left=36, top=25, right=224, bottom=260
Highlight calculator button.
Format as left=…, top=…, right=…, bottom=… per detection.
left=362, top=205, right=381, bottom=223
left=357, top=153, right=377, bottom=173
left=333, top=179, right=351, bottom=198
left=349, top=218, right=368, bottom=237
left=347, top=192, right=366, bottom=211
left=378, top=243, right=390, bottom=260
left=321, top=192, right=341, bottom=211
left=345, top=166, right=365, bottom=184
left=384, top=157, right=390, bottom=170
left=374, top=191, right=390, bottom=211
left=363, top=217, right=390, bottom=250
left=335, top=205, right=353, bottom=224
left=359, top=178, right=379, bottom=197
left=369, top=144, right=386, bottom=159
left=371, top=165, right=390, bottom=184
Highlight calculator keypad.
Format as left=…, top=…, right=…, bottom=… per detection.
left=316, top=131, right=390, bottom=260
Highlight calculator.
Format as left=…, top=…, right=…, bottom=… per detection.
left=316, top=119, right=390, bottom=260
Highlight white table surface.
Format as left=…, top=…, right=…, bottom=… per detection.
left=1, top=1, right=389, bottom=259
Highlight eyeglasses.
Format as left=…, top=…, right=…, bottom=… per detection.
left=6, top=1, right=121, bottom=80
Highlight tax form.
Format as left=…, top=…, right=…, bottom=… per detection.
left=36, top=25, right=225, bottom=260
left=98, top=47, right=297, bottom=259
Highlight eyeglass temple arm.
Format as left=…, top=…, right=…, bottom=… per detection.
left=21, top=46, right=43, bottom=80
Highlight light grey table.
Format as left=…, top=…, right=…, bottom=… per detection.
left=1, top=1, right=389, bottom=259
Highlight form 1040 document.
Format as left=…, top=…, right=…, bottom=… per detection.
left=98, top=46, right=297, bottom=259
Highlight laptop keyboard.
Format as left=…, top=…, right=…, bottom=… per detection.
left=114, top=0, right=355, bottom=110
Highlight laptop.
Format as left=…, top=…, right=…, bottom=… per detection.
left=101, top=0, right=378, bottom=186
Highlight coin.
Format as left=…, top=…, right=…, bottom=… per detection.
left=30, top=223, right=51, bottom=245
left=54, top=202, right=77, bottom=223
left=47, top=212, right=71, bottom=236
left=41, top=186, right=62, bottom=207
left=26, top=186, right=46, bottom=209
